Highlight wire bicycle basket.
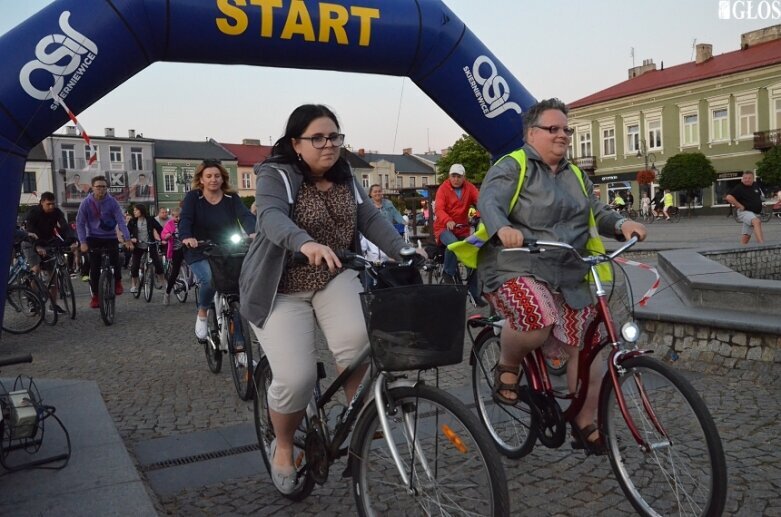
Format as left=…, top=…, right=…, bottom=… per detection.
left=203, top=245, right=248, bottom=295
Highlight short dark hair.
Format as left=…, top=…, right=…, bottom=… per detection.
left=138, top=173, right=146, bottom=179
left=369, top=184, right=382, bottom=195
left=91, top=175, right=108, bottom=186
left=39, top=192, right=55, bottom=203
left=522, top=98, right=569, bottom=137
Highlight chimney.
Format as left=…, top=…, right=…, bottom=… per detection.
left=741, top=24, right=781, bottom=49
left=402, top=147, right=412, bottom=155
left=695, top=43, right=713, bottom=64
left=358, top=148, right=365, bottom=157
left=65, top=125, right=77, bottom=136
left=242, top=138, right=261, bottom=145
left=128, top=129, right=136, bottom=138
left=105, top=127, right=115, bottom=137
left=627, top=59, right=657, bottom=79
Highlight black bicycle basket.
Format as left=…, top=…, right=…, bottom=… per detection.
left=360, top=284, right=467, bottom=371
left=204, top=245, right=248, bottom=295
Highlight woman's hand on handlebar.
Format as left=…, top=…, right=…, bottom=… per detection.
left=497, top=226, right=524, bottom=248
left=621, top=220, right=647, bottom=241
left=182, top=238, right=198, bottom=249
left=300, top=241, right=342, bottom=272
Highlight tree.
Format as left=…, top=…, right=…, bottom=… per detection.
left=241, top=195, right=255, bottom=210
left=658, top=152, right=717, bottom=210
left=436, top=134, right=492, bottom=184
left=756, top=144, right=781, bottom=190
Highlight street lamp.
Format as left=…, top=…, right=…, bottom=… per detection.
left=636, top=138, right=657, bottom=172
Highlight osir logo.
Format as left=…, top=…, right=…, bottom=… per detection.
left=19, top=11, right=98, bottom=105
left=463, top=55, right=521, bottom=119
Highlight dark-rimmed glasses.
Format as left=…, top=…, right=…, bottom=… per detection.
left=298, top=133, right=345, bottom=149
left=92, top=184, right=108, bottom=189
left=533, top=125, right=575, bottom=136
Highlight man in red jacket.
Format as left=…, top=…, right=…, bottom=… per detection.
left=434, top=164, right=482, bottom=300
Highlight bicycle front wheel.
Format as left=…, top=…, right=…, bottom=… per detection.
left=175, top=269, right=188, bottom=303
left=203, top=306, right=222, bottom=373
left=600, top=355, right=727, bottom=517
left=227, top=301, right=254, bottom=400
left=142, top=263, right=154, bottom=302
left=59, top=271, right=76, bottom=319
left=2, top=285, right=44, bottom=334
left=351, top=384, right=510, bottom=516
left=99, top=270, right=115, bottom=325
left=471, top=328, right=537, bottom=458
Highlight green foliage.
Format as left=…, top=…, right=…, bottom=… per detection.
left=241, top=195, right=255, bottom=209
left=658, top=152, right=717, bottom=192
left=436, top=134, right=492, bottom=183
left=756, top=145, right=781, bottom=187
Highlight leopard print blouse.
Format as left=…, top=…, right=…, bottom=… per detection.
left=279, top=182, right=356, bottom=293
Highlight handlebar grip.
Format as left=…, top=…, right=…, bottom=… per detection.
left=0, top=354, right=33, bottom=368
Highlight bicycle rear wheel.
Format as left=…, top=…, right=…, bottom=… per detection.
left=600, top=355, right=727, bottom=517
left=227, top=301, right=254, bottom=400
left=174, top=268, right=188, bottom=303
left=99, top=270, right=115, bottom=325
left=252, top=358, right=315, bottom=501
left=351, top=383, right=510, bottom=516
left=2, top=285, right=44, bottom=334
left=26, top=274, right=56, bottom=326
left=59, top=271, right=76, bottom=319
left=142, top=263, right=154, bottom=302
left=760, top=207, right=772, bottom=222
left=203, top=306, right=222, bottom=373
left=471, top=328, right=537, bottom=458
left=670, top=208, right=682, bottom=223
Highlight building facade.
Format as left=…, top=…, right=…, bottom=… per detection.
left=219, top=140, right=272, bottom=199
left=19, top=143, right=53, bottom=210
left=358, top=150, right=437, bottom=193
left=568, top=26, right=781, bottom=211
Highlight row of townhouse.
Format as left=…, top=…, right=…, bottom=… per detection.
left=568, top=25, right=781, bottom=211
left=19, top=128, right=439, bottom=220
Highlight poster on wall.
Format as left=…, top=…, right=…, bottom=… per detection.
left=62, top=169, right=155, bottom=208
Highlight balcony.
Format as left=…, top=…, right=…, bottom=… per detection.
left=753, top=129, right=781, bottom=150
left=574, top=156, right=596, bottom=171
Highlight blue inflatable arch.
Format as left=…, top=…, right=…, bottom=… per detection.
left=0, top=0, right=536, bottom=309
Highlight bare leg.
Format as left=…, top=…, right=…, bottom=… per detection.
left=752, top=219, right=765, bottom=244
left=563, top=346, right=605, bottom=441
left=269, top=409, right=306, bottom=470
left=740, top=234, right=750, bottom=245
left=339, top=363, right=368, bottom=405
left=497, top=324, right=552, bottom=400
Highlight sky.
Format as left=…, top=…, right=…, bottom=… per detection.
left=1, top=0, right=777, bottom=154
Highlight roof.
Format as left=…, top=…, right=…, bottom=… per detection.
left=341, top=148, right=372, bottom=168
left=361, top=153, right=436, bottom=174
left=27, top=142, right=48, bottom=161
left=412, top=153, right=442, bottom=167
left=569, top=38, right=781, bottom=109
left=220, top=142, right=273, bottom=166
left=153, top=139, right=235, bottom=161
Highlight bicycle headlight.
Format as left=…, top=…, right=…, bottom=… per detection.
left=229, top=234, right=242, bottom=244
left=621, top=322, right=640, bottom=343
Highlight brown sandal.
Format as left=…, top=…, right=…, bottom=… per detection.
left=570, top=423, right=607, bottom=456
left=492, top=363, right=520, bottom=405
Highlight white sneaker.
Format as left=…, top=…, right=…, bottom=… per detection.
left=195, top=316, right=208, bottom=340
left=236, top=352, right=247, bottom=368
left=162, top=293, right=170, bottom=305
left=130, top=286, right=138, bottom=294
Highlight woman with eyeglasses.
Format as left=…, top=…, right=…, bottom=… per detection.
left=161, top=207, right=183, bottom=305
left=239, top=104, right=421, bottom=495
left=179, top=161, right=256, bottom=339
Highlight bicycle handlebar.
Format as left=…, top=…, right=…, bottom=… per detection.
left=292, top=246, right=420, bottom=270
left=502, top=236, right=639, bottom=265
left=0, top=354, right=33, bottom=368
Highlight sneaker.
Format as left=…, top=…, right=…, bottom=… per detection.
left=130, top=286, right=138, bottom=294
left=81, top=275, right=89, bottom=282
left=268, top=439, right=302, bottom=495
left=162, top=292, right=170, bottom=305
left=53, top=304, right=67, bottom=314
left=115, top=281, right=124, bottom=296
left=70, top=272, right=78, bottom=279
left=195, top=316, right=208, bottom=340
left=89, top=295, right=99, bottom=309
left=236, top=352, right=247, bottom=368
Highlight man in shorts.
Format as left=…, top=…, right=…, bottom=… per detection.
left=725, top=171, right=765, bottom=245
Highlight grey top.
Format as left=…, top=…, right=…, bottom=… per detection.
left=477, top=144, right=623, bottom=309
left=376, top=198, right=405, bottom=225
left=239, top=160, right=409, bottom=329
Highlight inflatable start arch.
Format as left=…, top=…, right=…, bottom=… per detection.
left=0, top=0, right=536, bottom=310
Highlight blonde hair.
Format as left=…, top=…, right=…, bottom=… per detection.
left=192, top=160, right=234, bottom=193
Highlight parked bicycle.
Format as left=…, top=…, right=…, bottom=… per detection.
left=469, top=237, right=726, bottom=516
left=199, top=237, right=255, bottom=401
left=8, top=247, right=58, bottom=327
left=252, top=248, right=509, bottom=514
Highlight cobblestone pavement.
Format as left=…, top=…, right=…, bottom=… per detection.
left=1, top=218, right=779, bottom=516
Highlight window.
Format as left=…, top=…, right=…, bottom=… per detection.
left=774, top=98, right=781, bottom=129
left=647, top=119, right=662, bottom=149
left=242, top=172, right=251, bottom=189
left=711, top=108, right=728, bottom=142
left=162, top=166, right=177, bottom=192
left=626, top=124, right=640, bottom=153
left=384, top=174, right=389, bottom=189
left=683, top=114, right=699, bottom=146
left=602, top=127, right=615, bottom=156
left=130, top=147, right=143, bottom=170
left=409, top=176, right=416, bottom=188
left=579, top=131, right=592, bottom=157
left=109, top=146, right=123, bottom=170
left=181, top=166, right=195, bottom=192
left=61, top=144, right=75, bottom=169
left=362, top=175, right=369, bottom=188
left=22, top=171, right=36, bottom=193
left=84, top=144, right=98, bottom=165
left=396, top=176, right=402, bottom=188
left=421, top=177, right=428, bottom=186
left=567, top=142, right=574, bottom=160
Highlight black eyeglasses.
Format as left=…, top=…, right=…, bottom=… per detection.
left=92, top=185, right=108, bottom=189
left=533, top=125, right=575, bottom=136
left=298, top=133, right=345, bottom=149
